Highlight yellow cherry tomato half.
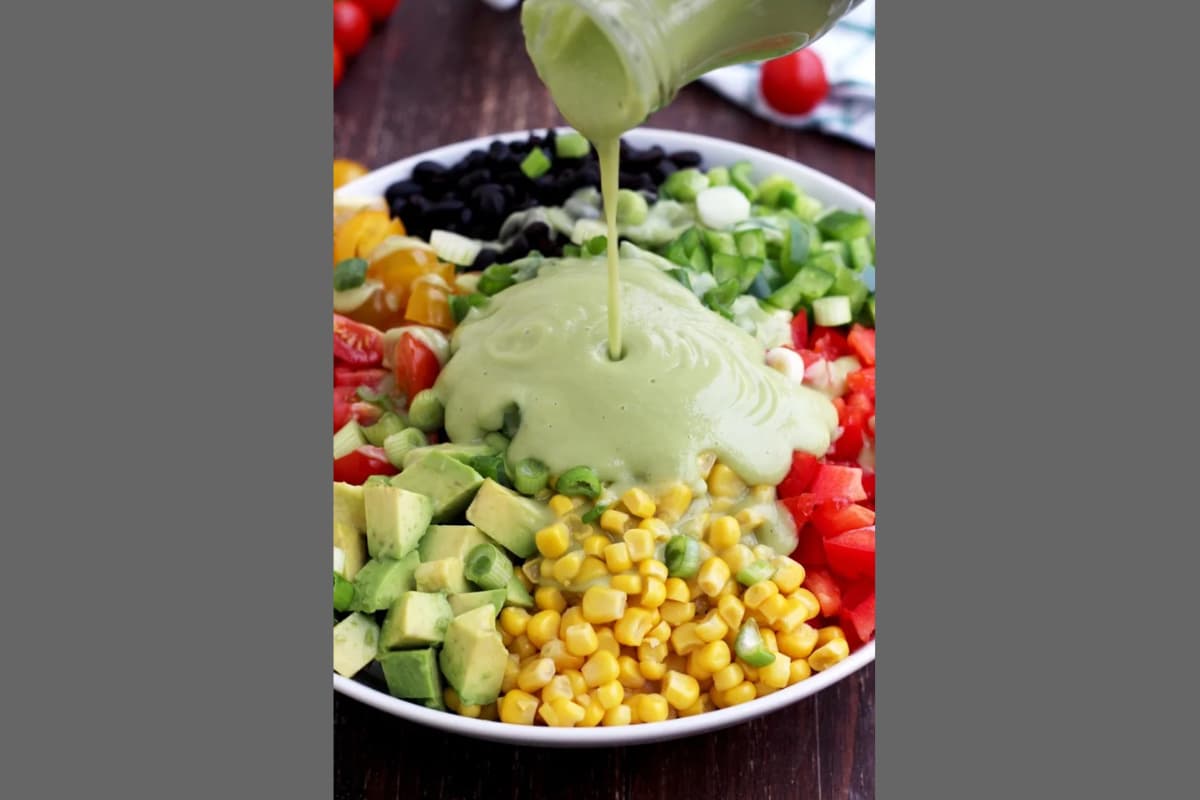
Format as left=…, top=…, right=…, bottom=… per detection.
left=333, top=209, right=405, bottom=264
left=333, top=158, right=369, bottom=190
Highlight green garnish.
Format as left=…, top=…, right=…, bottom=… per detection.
left=467, top=454, right=510, bottom=487
left=382, top=428, right=427, bottom=468
left=511, top=458, right=550, bottom=496
left=464, top=543, right=515, bottom=591
left=478, top=264, right=516, bottom=296
left=736, top=560, right=776, bottom=587
left=816, top=210, right=872, bottom=242
left=333, top=258, right=368, bottom=291
left=360, top=412, right=406, bottom=446
left=581, top=503, right=610, bottom=525
left=555, top=131, right=590, bottom=159
left=448, top=293, right=488, bottom=323
left=408, top=390, right=444, bottom=432
left=555, top=466, right=601, bottom=499
left=661, top=168, right=709, bottom=202
left=333, top=573, right=355, bottom=612
left=520, top=148, right=552, bottom=179
left=585, top=235, right=608, bottom=255
left=664, top=535, right=701, bottom=578
left=734, top=619, right=776, bottom=667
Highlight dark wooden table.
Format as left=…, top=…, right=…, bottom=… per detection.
left=335, top=4, right=875, bottom=799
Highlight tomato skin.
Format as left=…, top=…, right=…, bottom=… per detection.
left=811, top=503, right=876, bottom=539
left=334, top=45, right=345, bottom=87
left=809, top=464, right=867, bottom=503
left=790, top=309, right=809, bottom=350
left=777, top=451, right=820, bottom=498
left=780, top=492, right=821, bottom=528
left=809, top=326, right=851, bottom=360
left=829, top=420, right=865, bottom=462
left=333, top=445, right=397, bottom=485
left=760, top=49, right=829, bottom=116
left=334, top=387, right=383, bottom=432
left=334, top=314, right=384, bottom=367
left=839, top=582, right=876, bottom=643
left=351, top=0, right=399, bottom=22
left=824, top=526, right=876, bottom=581
left=846, top=367, right=875, bottom=400
left=333, top=2, right=371, bottom=57
left=802, top=567, right=842, bottom=618
left=332, top=367, right=389, bottom=390
left=793, top=523, right=827, bottom=567
left=393, top=333, right=440, bottom=402
left=847, top=324, right=876, bottom=366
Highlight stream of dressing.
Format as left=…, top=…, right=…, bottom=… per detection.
left=598, top=137, right=622, bottom=359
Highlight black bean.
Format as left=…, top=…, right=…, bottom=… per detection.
left=459, top=169, right=492, bottom=191
left=471, top=184, right=507, bottom=220
left=426, top=199, right=465, bottom=227
left=500, top=244, right=529, bottom=263
left=669, top=150, right=703, bottom=168
left=624, top=145, right=665, bottom=167
left=472, top=249, right=499, bottom=270
left=458, top=207, right=475, bottom=228
left=412, top=161, right=449, bottom=185
left=577, top=163, right=601, bottom=186
left=524, top=222, right=553, bottom=250
left=384, top=179, right=422, bottom=205
left=652, top=159, right=678, bottom=183
left=487, top=141, right=513, bottom=165
left=463, top=149, right=488, bottom=170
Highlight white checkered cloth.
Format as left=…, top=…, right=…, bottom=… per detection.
left=698, top=1, right=876, bottom=149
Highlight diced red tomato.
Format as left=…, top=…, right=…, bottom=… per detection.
left=847, top=324, right=875, bottom=366
left=333, top=445, right=397, bottom=485
left=809, top=464, right=867, bottom=503
left=802, top=567, right=842, bottom=618
left=334, top=386, right=383, bottom=432
left=824, top=526, right=875, bottom=580
left=393, top=333, right=440, bottom=403
left=828, top=420, right=865, bottom=462
left=809, top=326, right=850, bottom=360
left=790, top=309, right=809, bottom=350
left=832, top=396, right=848, bottom=426
left=797, top=348, right=823, bottom=369
left=839, top=581, right=875, bottom=643
left=792, top=523, right=826, bottom=567
left=333, top=367, right=390, bottom=390
left=861, top=470, right=875, bottom=500
left=334, top=314, right=384, bottom=367
left=777, top=451, right=820, bottom=498
left=810, top=503, right=876, bottom=539
left=779, top=492, right=820, bottom=527
left=846, top=392, right=874, bottom=426
left=846, top=367, right=875, bottom=400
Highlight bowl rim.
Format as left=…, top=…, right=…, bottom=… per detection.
left=333, top=126, right=875, bottom=747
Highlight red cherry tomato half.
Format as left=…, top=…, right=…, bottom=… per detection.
left=334, top=314, right=384, bottom=367
left=393, top=333, right=440, bottom=403
left=760, top=49, right=829, bottom=116
left=333, top=445, right=397, bottom=485
left=333, top=2, right=371, bottom=58
left=351, top=0, right=399, bottom=23
left=334, top=45, right=344, bottom=88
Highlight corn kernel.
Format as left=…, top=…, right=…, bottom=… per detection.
left=516, top=657, right=556, bottom=693
left=499, top=690, right=539, bottom=725
left=809, top=638, right=850, bottom=671
left=777, top=624, right=820, bottom=660
left=695, top=610, right=730, bottom=642
left=656, top=483, right=693, bottom=522
left=754, top=681, right=779, bottom=698
left=548, top=494, right=576, bottom=517
left=541, top=639, right=585, bottom=672
left=816, top=626, right=846, bottom=647
left=678, top=696, right=715, bottom=717
left=635, top=693, right=669, bottom=723
left=712, top=663, right=744, bottom=692
left=542, top=673, right=575, bottom=705
left=790, top=588, right=822, bottom=620
left=581, top=586, right=627, bottom=624
left=734, top=508, right=765, bottom=531
left=534, top=586, right=566, bottom=613
left=499, top=607, right=531, bottom=638
left=758, top=652, right=792, bottom=688
left=539, top=697, right=585, bottom=727
left=621, top=487, right=657, bottom=519
left=479, top=702, right=499, bottom=721
left=638, top=559, right=669, bottom=581
left=611, top=573, right=642, bottom=595
left=622, top=528, right=656, bottom=562
left=664, top=653, right=688, bottom=674
left=722, top=682, right=757, bottom=706
left=573, top=556, right=610, bottom=587
left=618, top=655, right=646, bottom=689
left=740, top=663, right=759, bottom=682
left=500, top=629, right=514, bottom=648
left=789, top=659, right=813, bottom=684
left=757, top=594, right=789, bottom=626
left=640, top=518, right=673, bottom=540
left=707, top=463, right=746, bottom=499
left=715, top=595, right=744, bottom=632
left=697, top=541, right=716, bottom=563
left=600, top=508, right=632, bottom=535
left=707, top=516, right=742, bottom=551
left=659, top=600, right=696, bottom=626
left=774, top=597, right=811, bottom=633
left=636, top=576, right=666, bottom=609
left=510, top=634, right=537, bottom=660
left=557, top=606, right=584, bottom=638
left=661, top=671, right=701, bottom=710
left=602, top=704, right=632, bottom=726
left=501, top=654, right=522, bottom=693
left=743, top=580, right=780, bottom=609
left=613, top=607, right=656, bottom=647
left=595, top=626, right=620, bottom=657
left=639, top=660, right=667, bottom=680
left=694, top=639, right=732, bottom=673
left=771, top=557, right=806, bottom=593
left=561, top=668, right=588, bottom=698
left=638, top=637, right=668, bottom=664
left=535, top=523, right=571, bottom=558
left=696, top=557, right=732, bottom=597
left=685, top=650, right=714, bottom=682
left=760, top=628, right=778, bottom=653
left=593, top=679, right=624, bottom=710
left=663, top=578, right=691, bottom=603
left=750, top=484, right=775, bottom=504
left=710, top=497, right=736, bottom=514
left=582, top=533, right=611, bottom=557
left=646, top=619, right=670, bottom=642
left=581, top=650, right=620, bottom=687
left=526, top=610, right=561, bottom=648
left=564, top=622, right=599, bottom=657
left=709, top=686, right=728, bottom=709
left=552, top=551, right=585, bottom=584
left=697, top=452, right=717, bottom=480
left=719, top=544, right=755, bottom=577
left=578, top=697, right=605, bottom=727
left=603, top=542, right=634, bottom=573
left=669, top=623, right=704, bottom=656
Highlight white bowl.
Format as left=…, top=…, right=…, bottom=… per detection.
left=333, top=127, right=876, bottom=747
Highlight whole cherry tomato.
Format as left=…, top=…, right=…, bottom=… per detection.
left=351, top=0, right=400, bottom=23
left=334, top=45, right=345, bottom=88
left=333, top=2, right=371, bottom=58
left=760, top=49, right=829, bottom=116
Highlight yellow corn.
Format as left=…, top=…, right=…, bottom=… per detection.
left=611, top=573, right=642, bottom=595
left=556, top=606, right=583, bottom=638
left=564, top=622, right=599, bottom=657
left=719, top=544, right=755, bottom=577
left=647, top=619, right=672, bottom=644
left=771, top=557, right=806, bottom=594
left=574, top=556, right=610, bottom=587
left=593, top=679, right=624, bottom=710
left=501, top=654, right=522, bottom=693
left=595, top=626, right=620, bottom=658
left=696, top=557, right=732, bottom=597
left=664, top=652, right=688, bottom=674
left=621, top=487, right=657, bottom=519
left=541, top=674, right=574, bottom=705
left=722, top=682, right=757, bottom=707
left=697, top=452, right=717, bottom=480
left=659, top=600, right=696, bottom=626
left=535, top=586, right=566, bottom=613
left=548, top=494, right=576, bottom=517
left=669, top=623, right=703, bottom=656
left=808, top=638, right=850, bottom=672
left=561, top=668, right=588, bottom=698
left=613, top=607, right=656, bottom=647
left=816, top=626, right=846, bottom=647
left=678, top=696, right=715, bottom=718
left=774, top=597, right=811, bottom=633
left=581, top=650, right=620, bottom=687
left=734, top=508, right=765, bottom=531
left=552, top=551, right=585, bottom=584
left=638, top=637, right=668, bottom=664
left=602, top=704, right=632, bottom=726
left=581, top=586, right=627, bottom=624
left=789, top=659, right=812, bottom=685
left=541, top=639, right=585, bottom=672
left=639, top=660, right=667, bottom=680
left=656, top=483, right=693, bottom=522
left=638, top=576, right=666, bottom=609
left=758, top=652, right=792, bottom=689
left=710, top=497, right=736, bottom=514
left=712, top=663, right=744, bottom=692
left=707, top=516, right=742, bottom=551
left=664, top=578, right=691, bottom=603
left=740, top=663, right=759, bottom=682
left=622, top=528, right=655, bottom=562
left=707, top=463, right=746, bottom=498
left=695, top=609, right=729, bottom=643
left=499, top=607, right=531, bottom=638
left=754, top=681, right=779, bottom=698
left=661, top=671, right=701, bottom=710
left=685, top=650, right=713, bottom=682
left=760, top=629, right=778, bottom=653
left=526, top=610, right=561, bottom=648
left=640, top=518, right=674, bottom=540
left=577, top=697, right=605, bottom=727
left=750, top=484, right=775, bottom=504
left=743, top=580, right=780, bottom=609
left=635, top=693, right=669, bottom=723
left=516, top=657, right=556, bottom=693
left=582, top=533, right=611, bottom=557
left=510, top=634, right=537, bottom=660
left=603, top=542, right=634, bottom=573
left=709, top=687, right=729, bottom=709
left=790, top=588, right=822, bottom=621
left=600, top=508, right=631, bottom=535
left=777, top=624, right=820, bottom=660
left=757, top=593, right=789, bottom=626
left=639, top=559, right=669, bottom=581
left=716, top=595, right=746, bottom=631
left=618, top=655, right=646, bottom=689
left=479, top=702, right=499, bottom=721
left=500, top=629, right=514, bottom=648
left=538, top=697, right=585, bottom=727
left=499, top=690, right=539, bottom=725
left=693, top=639, right=732, bottom=673
left=535, top=523, right=571, bottom=558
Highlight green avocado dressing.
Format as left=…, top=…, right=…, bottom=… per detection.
left=433, top=258, right=836, bottom=490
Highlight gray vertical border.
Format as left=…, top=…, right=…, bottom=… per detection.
left=2, top=2, right=332, bottom=798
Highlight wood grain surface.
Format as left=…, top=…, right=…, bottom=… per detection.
left=334, top=3, right=875, bottom=798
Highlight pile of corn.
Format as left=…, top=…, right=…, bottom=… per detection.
left=450, top=460, right=851, bottom=726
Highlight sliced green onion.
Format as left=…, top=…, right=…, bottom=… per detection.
left=736, top=560, right=776, bottom=586
left=848, top=236, right=874, bottom=271
left=665, top=238, right=690, bottom=267
left=780, top=189, right=824, bottom=221
left=661, top=168, right=709, bottom=202
left=333, top=420, right=366, bottom=460
left=361, top=412, right=405, bottom=446
left=679, top=228, right=702, bottom=257
left=333, top=258, right=368, bottom=291
left=665, top=535, right=701, bottom=578
left=511, top=458, right=550, bottom=496
left=555, top=466, right=600, bottom=499
left=812, top=295, right=853, bottom=327
left=355, top=385, right=397, bottom=414
left=688, top=246, right=711, bottom=272
left=408, top=390, right=444, bottom=432
left=562, top=243, right=582, bottom=257
left=520, top=148, right=552, bottom=179
left=734, top=228, right=766, bottom=260
left=555, top=131, right=589, bottom=159
left=729, top=161, right=758, bottom=202
left=816, top=210, right=872, bottom=242
left=448, top=293, right=488, bottom=324
left=703, top=229, right=738, bottom=256
left=483, top=432, right=510, bottom=453
left=468, top=454, right=510, bottom=487
left=766, top=265, right=834, bottom=312
left=383, top=427, right=427, bottom=468
left=334, top=573, right=355, bottom=612
left=430, top=230, right=482, bottom=266
left=585, top=235, right=608, bottom=255
left=581, top=502, right=610, bottom=525
left=464, top=543, right=515, bottom=590
left=703, top=279, right=740, bottom=314
left=706, top=166, right=730, bottom=186
left=478, top=264, right=516, bottom=296
left=711, top=252, right=743, bottom=287
left=756, top=175, right=797, bottom=208
left=734, top=619, right=776, bottom=667
left=616, top=188, right=649, bottom=225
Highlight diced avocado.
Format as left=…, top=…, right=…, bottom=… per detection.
left=465, top=479, right=554, bottom=558
left=363, top=485, right=434, bottom=560
left=333, top=521, right=368, bottom=581
left=418, top=524, right=492, bottom=564
left=438, top=605, right=508, bottom=705
left=378, top=648, right=443, bottom=700
left=334, top=482, right=366, bottom=532
left=333, top=612, right=380, bottom=678
left=414, top=557, right=470, bottom=594
left=350, top=552, right=421, bottom=613
left=390, top=452, right=484, bottom=522
left=401, top=442, right=497, bottom=470
left=448, top=588, right=506, bottom=618
left=380, top=591, right=454, bottom=649
left=504, top=577, right=535, bottom=609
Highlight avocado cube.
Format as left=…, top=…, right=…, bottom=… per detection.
left=439, top=605, right=508, bottom=705
left=504, top=577, right=535, bottom=609
left=350, top=552, right=421, bottom=613
left=378, top=648, right=443, bottom=700
left=334, top=482, right=366, bottom=532
left=333, top=612, right=380, bottom=678
left=363, top=485, right=434, bottom=560
left=448, top=588, right=506, bottom=618
left=465, top=479, right=554, bottom=558
left=418, top=525, right=492, bottom=563
left=390, top=452, right=484, bottom=522
left=414, top=558, right=470, bottom=594
left=402, top=442, right=497, bottom=470
left=380, top=591, right=454, bottom=649
left=333, top=520, right=368, bottom=581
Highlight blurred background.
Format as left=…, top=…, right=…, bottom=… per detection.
left=333, top=0, right=875, bottom=197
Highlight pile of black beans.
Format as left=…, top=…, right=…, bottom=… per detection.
left=383, top=130, right=703, bottom=269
